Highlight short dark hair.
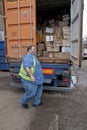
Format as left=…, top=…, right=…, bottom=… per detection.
left=27, top=45, right=34, bottom=52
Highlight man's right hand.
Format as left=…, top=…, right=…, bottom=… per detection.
left=31, top=75, right=36, bottom=82
left=25, top=68, right=36, bottom=82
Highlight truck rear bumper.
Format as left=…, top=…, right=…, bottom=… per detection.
left=10, top=81, right=74, bottom=92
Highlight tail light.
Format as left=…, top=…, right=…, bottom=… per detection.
left=42, top=68, right=54, bottom=75
left=64, top=78, right=68, bottom=83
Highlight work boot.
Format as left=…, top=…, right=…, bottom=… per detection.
left=22, top=104, right=29, bottom=109
left=33, top=102, right=43, bottom=107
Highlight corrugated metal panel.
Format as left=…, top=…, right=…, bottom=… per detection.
left=70, top=0, right=83, bottom=66
left=0, top=0, right=4, bottom=15
left=4, top=0, right=36, bottom=59
left=0, top=16, right=4, bottom=31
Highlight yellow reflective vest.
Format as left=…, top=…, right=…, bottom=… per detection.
left=19, top=57, right=36, bottom=81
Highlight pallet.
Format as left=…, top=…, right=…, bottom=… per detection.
left=38, top=57, right=72, bottom=64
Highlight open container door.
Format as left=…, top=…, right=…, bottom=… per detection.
left=4, top=0, right=36, bottom=61
left=70, top=0, right=83, bottom=67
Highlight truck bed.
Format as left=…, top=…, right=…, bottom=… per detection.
left=38, top=57, right=72, bottom=64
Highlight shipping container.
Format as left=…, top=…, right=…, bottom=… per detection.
left=3, top=0, right=83, bottom=91
left=4, top=0, right=36, bottom=58
left=0, top=41, right=9, bottom=70
left=0, top=0, right=9, bottom=71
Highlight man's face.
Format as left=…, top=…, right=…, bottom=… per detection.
left=31, top=46, right=37, bottom=55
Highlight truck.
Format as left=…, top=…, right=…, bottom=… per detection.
left=3, top=0, right=83, bottom=91
left=82, top=40, right=87, bottom=59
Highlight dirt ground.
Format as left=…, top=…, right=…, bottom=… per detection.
left=0, top=60, right=87, bottom=130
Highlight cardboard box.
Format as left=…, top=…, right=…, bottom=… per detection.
left=47, top=46, right=59, bottom=52
left=56, top=53, right=70, bottom=59
left=46, top=35, right=53, bottom=42
left=48, top=52, right=70, bottom=59
left=62, top=14, right=70, bottom=21
left=36, top=34, right=43, bottom=43
left=46, top=41, right=62, bottom=47
left=45, top=27, right=54, bottom=34
left=62, top=26, right=70, bottom=39
left=53, top=27, right=63, bottom=41
left=63, top=35, right=70, bottom=39
left=46, top=41, right=54, bottom=47
left=37, top=43, right=45, bottom=51
left=53, top=34, right=63, bottom=41
left=59, top=21, right=69, bottom=27
left=63, top=39, right=70, bottom=46
left=37, top=51, right=43, bottom=57
left=62, top=26, right=70, bottom=33
left=43, top=51, right=48, bottom=57
left=48, top=52, right=54, bottom=57
left=62, top=47, right=70, bottom=53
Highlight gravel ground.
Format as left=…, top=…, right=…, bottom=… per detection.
left=0, top=60, right=87, bottom=130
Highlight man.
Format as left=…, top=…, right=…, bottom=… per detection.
left=19, top=45, right=44, bottom=109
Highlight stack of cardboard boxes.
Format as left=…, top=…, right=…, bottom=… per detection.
left=37, top=13, right=70, bottom=59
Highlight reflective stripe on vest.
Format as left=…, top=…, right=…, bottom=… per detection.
left=19, top=57, right=36, bottom=81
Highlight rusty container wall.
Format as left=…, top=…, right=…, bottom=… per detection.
left=4, top=0, right=36, bottom=59
left=0, top=0, right=4, bottom=15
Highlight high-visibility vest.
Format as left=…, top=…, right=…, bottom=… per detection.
left=19, top=57, right=36, bottom=81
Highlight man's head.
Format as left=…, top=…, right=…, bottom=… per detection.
left=27, top=45, right=36, bottom=55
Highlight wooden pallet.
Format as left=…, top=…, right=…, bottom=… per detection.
left=38, top=57, right=72, bottom=64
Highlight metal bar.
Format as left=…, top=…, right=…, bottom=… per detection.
left=10, top=82, right=75, bottom=92
left=78, top=0, right=83, bottom=67
left=17, top=0, right=22, bottom=58
left=8, top=22, right=33, bottom=26
left=29, top=0, right=32, bottom=45
left=3, top=0, right=9, bottom=57
left=71, top=13, right=79, bottom=24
